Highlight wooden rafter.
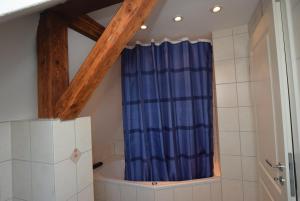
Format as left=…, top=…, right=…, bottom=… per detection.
left=37, top=11, right=69, bottom=118
left=55, top=0, right=157, bottom=120
left=67, top=15, right=105, bottom=41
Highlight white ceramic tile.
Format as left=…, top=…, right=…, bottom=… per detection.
left=11, top=121, right=30, bottom=161
left=13, top=160, right=31, bottom=201
left=12, top=198, right=25, bottom=201
left=75, top=117, right=92, bottom=152
left=243, top=181, right=258, bottom=201
left=31, top=162, right=55, bottom=201
left=233, top=25, right=248, bottom=35
left=242, top=157, right=257, bottom=181
left=221, top=155, right=242, bottom=180
left=0, top=122, right=11, bottom=162
left=237, top=82, right=252, bottom=106
left=53, top=120, right=75, bottom=163
left=67, top=195, right=77, bottom=201
left=121, top=185, right=137, bottom=201
left=105, top=183, right=121, bottom=201
left=30, top=120, right=54, bottom=163
left=219, top=132, right=241, bottom=155
left=212, top=29, right=232, bottom=39
left=114, top=141, right=124, bottom=156
left=235, top=58, right=250, bottom=82
left=217, top=108, right=239, bottom=131
left=222, top=179, right=243, bottom=201
left=0, top=161, right=12, bottom=201
left=239, top=107, right=255, bottom=131
left=77, top=151, right=93, bottom=191
left=174, top=186, right=192, bottom=201
left=54, top=159, right=77, bottom=201
left=78, top=184, right=94, bottom=201
left=192, top=184, right=211, bottom=201
left=211, top=182, right=222, bottom=201
left=136, top=187, right=155, bottom=201
left=94, top=181, right=105, bottom=201
left=213, top=36, right=234, bottom=61
left=214, top=60, right=236, bottom=84
left=240, top=132, right=256, bottom=156
left=155, top=188, right=174, bottom=201
left=216, top=84, right=238, bottom=107
left=234, top=33, right=249, bottom=58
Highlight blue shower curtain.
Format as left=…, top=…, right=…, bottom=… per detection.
left=121, top=40, right=213, bottom=181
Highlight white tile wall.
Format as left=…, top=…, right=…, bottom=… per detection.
left=216, top=84, right=238, bottom=107
left=214, top=60, right=236, bottom=84
left=213, top=25, right=258, bottom=201
left=12, top=160, right=31, bottom=201
left=217, top=108, right=239, bottom=131
left=219, top=132, right=241, bottom=155
left=75, top=117, right=92, bottom=152
left=95, top=180, right=222, bottom=201
left=53, top=120, right=76, bottom=163
left=221, top=155, right=242, bottom=180
left=213, top=36, right=235, bottom=61
left=192, top=184, right=211, bottom=201
left=155, top=188, right=174, bottom=201
left=0, top=161, right=12, bottom=201
left=121, top=185, right=137, bottom=201
left=6, top=117, right=94, bottom=201
left=174, top=186, right=192, bottom=201
left=54, top=159, right=77, bottom=201
left=31, top=162, right=55, bottom=201
left=0, top=122, right=11, bottom=162
left=30, top=121, right=54, bottom=163
left=78, top=185, right=94, bottom=201
left=221, top=180, right=243, bottom=201
left=235, top=58, right=250, bottom=82
left=136, top=188, right=155, bottom=201
left=11, top=121, right=30, bottom=161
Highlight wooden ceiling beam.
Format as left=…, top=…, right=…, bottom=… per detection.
left=66, top=15, right=105, bottom=41
left=55, top=0, right=157, bottom=120
left=37, top=11, right=69, bottom=118
left=50, top=0, right=123, bottom=18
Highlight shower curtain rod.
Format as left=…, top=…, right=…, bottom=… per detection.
left=126, top=37, right=212, bottom=49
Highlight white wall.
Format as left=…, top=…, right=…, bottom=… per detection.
left=0, top=14, right=39, bottom=122
left=212, top=25, right=258, bottom=201
left=68, top=29, right=124, bottom=163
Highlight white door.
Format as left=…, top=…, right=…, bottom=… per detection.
left=250, top=1, right=296, bottom=201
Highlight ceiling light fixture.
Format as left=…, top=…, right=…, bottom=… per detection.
left=211, top=5, right=222, bottom=13
left=141, top=24, right=148, bottom=30
left=173, top=16, right=183, bottom=22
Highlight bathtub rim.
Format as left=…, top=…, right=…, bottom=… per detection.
left=94, top=172, right=221, bottom=190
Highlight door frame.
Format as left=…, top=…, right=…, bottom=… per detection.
left=250, top=0, right=297, bottom=200
left=278, top=0, right=300, bottom=199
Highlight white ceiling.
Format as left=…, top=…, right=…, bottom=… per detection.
left=0, top=0, right=65, bottom=23
left=89, top=0, right=260, bottom=43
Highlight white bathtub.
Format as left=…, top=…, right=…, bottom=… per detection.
left=94, top=159, right=222, bottom=201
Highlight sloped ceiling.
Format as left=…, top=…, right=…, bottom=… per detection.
left=0, top=0, right=66, bottom=23
left=89, top=0, right=260, bottom=42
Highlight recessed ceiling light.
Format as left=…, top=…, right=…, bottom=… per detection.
left=141, top=24, right=148, bottom=30
left=174, top=16, right=183, bottom=22
left=211, top=5, right=222, bottom=13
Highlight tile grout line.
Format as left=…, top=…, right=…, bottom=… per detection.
left=232, top=28, right=246, bottom=201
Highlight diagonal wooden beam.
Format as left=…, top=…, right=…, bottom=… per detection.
left=37, top=11, right=69, bottom=118
left=51, top=0, right=123, bottom=18
left=67, top=15, right=105, bottom=41
left=55, top=0, right=157, bottom=120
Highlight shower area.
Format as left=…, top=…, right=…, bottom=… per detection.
left=90, top=24, right=256, bottom=201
